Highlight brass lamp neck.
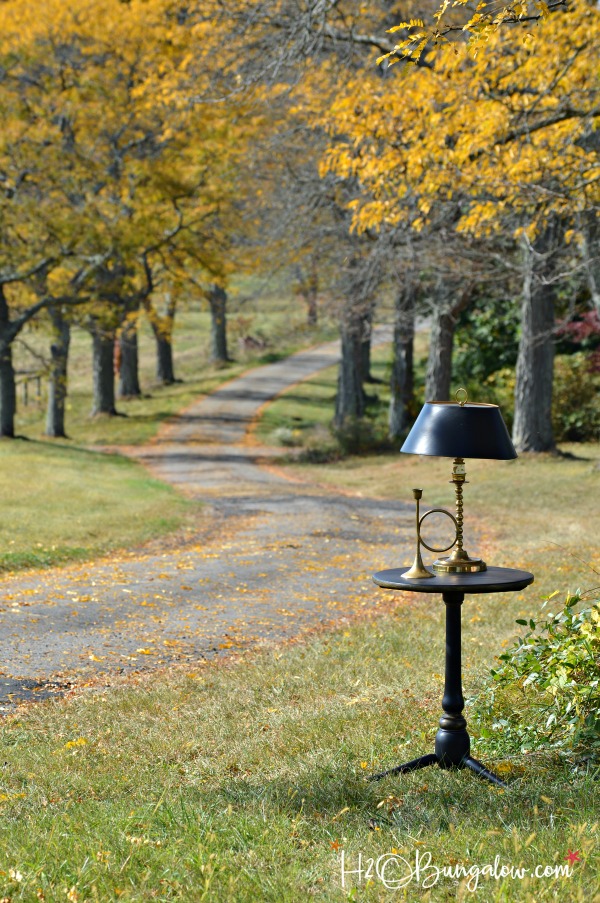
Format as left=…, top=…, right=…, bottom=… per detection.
left=432, top=457, right=487, bottom=575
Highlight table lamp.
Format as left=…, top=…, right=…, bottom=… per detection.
left=401, top=388, right=516, bottom=577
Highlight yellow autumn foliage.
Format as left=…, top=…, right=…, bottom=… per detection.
left=0, top=0, right=259, bottom=311
left=323, top=0, right=599, bottom=241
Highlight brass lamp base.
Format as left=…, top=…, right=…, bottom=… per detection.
left=433, top=553, right=487, bottom=575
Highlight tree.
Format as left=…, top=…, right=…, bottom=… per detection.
left=0, top=263, right=70, bottom=438
left=321, top=0, right=599, bottom=449
left=380, top=0, right=572, bottom=63
left=512, top=229, right=560, bottom=451
left=46, top=305, right=72, bottom=438
left=389, top=275, right=417, bottom=439
left=0, top=0, right=254, bottom=429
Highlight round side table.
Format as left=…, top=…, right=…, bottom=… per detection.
left=371, top=566, right=534, bottom=787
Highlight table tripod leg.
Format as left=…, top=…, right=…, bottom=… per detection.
left=368, top=753, right=437, bottom=782
left=463, top=756, right=507, bottom=788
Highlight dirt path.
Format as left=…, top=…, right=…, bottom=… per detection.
left=0, top=334, right=414, bottom=708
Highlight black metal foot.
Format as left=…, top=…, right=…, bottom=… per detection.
left=368, top=753, right=508, bottom=787
left=463, top=756, right=507, bottom=788
left=368, top=753, right=437, bottom=782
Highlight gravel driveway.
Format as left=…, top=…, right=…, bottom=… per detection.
left=0, top=335, right=414, bottom=708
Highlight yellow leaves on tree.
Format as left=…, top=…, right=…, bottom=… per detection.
left=0, top=0, right=258, bottom=311
left=381, top=0, right=564, bottom=63
left=323, top=0, right=599, bottom=242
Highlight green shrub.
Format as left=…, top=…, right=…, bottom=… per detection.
left=331, top=414, right=393, bottom=456
left=552, top=352, right=600, bottom=442
left=460, top=352, right=600, bottom=443
left=454, top=295, right=519, bottom=382
left=271, top=426, right=301, bottom=447
left=296, top=425, right=343, bottom=463
left=473, top=591, right=600, bottom=763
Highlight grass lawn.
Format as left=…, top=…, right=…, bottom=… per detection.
left=0, top=367, right=598, bottom=898
left=0, top=611, right=597, bottom=901
left=0, top=441, right=192, bottom=573
left=0, top=336, right=600, bottom=903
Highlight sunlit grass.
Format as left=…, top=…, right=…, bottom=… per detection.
left=0, top=614, right=597, bottom=901
left=0, top=441, right=191, bottom=572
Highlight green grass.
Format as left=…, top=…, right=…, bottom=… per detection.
left=0, top=441, right=191, bottom=572
left=0, top=615, right=597, bottom=901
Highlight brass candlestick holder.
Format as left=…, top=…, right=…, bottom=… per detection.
left=404, top=488, right=459, bottom=579
left=432, top=457, right=487, bottom=575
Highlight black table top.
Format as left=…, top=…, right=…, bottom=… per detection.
left=373, top=565, right=534, bottom=595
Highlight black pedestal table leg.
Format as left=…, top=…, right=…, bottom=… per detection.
left=463, top=757, right=507, bottom=788
left=368, top=753, right=437, bottom=782
left=370, top=589, right=507, bottom=786
left=435, top=592, right=471, bottom=767
left=435, top=591, right=505, bottom=786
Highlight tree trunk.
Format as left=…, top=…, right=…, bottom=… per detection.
left=425, top=306, right=456, bottom=402
left=155, top=332, right=175, bottom=384
left=512, top=238, right=556, bottom=452
left=0, top=287, right=16, bottom=438
left=305, top=262, right=318, bottom=327
left=0, top=341, right=16, bottom=438
left=306, top=288, right=318, bottom=327
left=45, top=306, right=71, bottom=437
left=359, top=304, right=375, bottom=383
left=389, top=285, right=415, bottom=439
left=296, top=262, right=319, bottom=326
left=90, top=322, right=118, bottom=416
left=118, top=311, right=141, bottom=398
left=208, top=284, right=229, bottom=363
left=582, top=210, right=600, bottom=317
left=146, top=294, right=177, bottom=384
left=334, top=305, right=365, bottom=427
left=425, top=288, right=472, bottom=402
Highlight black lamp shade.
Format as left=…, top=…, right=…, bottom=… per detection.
left=401, top=402, right=517, bottom=460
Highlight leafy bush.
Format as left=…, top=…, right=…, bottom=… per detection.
left=271, top=426, right=301, bottom=447
left=477, top=367, right=516, bottom=433
left=473, top=591, right=600, bottom=763
left=296, top=425, right=343, bottom=463
left=454, top=295, right=519, bottom=382
left=460, top=352, right=600, bottom=443
left=295, top=414, right=394, bottom=462
left=552, top=352, right=600, bottom=442
left=331, top=414, right=393, bottom=456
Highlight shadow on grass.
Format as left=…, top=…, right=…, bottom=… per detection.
left=187, top=756, right=597, bottom=839
left=20, top=437, right=143, bottom=464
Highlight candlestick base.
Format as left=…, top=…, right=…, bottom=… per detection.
left=433, top=551, right=487, bottom=574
